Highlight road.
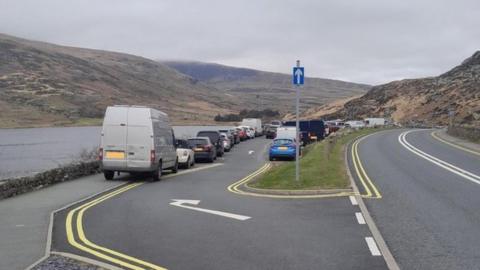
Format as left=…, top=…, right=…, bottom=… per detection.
left=52, top=137, right=387, bottom=270
left=349, top=129, right=480, bottom=270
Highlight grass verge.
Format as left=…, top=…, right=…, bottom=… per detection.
left=251, top=128, right=386, bottom=190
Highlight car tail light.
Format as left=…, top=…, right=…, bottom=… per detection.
left=98, top=148, right=103, bottom=161
left=150, top=150, right=156, bottom=163
left=204, top=145, right=212, bottom=151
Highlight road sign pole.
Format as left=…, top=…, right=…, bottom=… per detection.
left=295, top=60, right=300, bottom=183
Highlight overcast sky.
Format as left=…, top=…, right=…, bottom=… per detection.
left=0, top=0, right=479, bottom=85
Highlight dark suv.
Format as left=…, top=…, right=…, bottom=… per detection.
left=197, top=130, right=225, bottom=157
left=188, top=137, right=216, bottom=162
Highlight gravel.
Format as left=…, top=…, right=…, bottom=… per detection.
left=32, top=255, right=105, bottom=270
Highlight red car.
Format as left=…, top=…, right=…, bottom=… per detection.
left=236, top=127, right=248, bottom=141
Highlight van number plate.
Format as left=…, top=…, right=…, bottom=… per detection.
left=106, top=151, right=125, bottom=159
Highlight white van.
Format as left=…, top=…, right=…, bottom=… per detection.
left=99, top=106, right=178, bottom=181
left=241, top=118, right=263, bottom=136
left=276, top=127, right=297, bottom=141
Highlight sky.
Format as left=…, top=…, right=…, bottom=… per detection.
left=0, top=0, right=479, bottom=85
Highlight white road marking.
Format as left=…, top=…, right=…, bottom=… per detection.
left=355, top=212, right=366, bottom=224
left=349, top=195, right=358, bottom=205
left=15, top=224, right=25, bottom=227
left=248, top=150, right=255, bottom=155
left=365, top=237, right=382, bottom=256
left=399, top=131, right=480, bottom=185
left=170, top=199, right=251, bottom=221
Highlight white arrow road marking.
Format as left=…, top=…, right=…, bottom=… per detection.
left=169, top=199, right=251, bottom=221
left=248, top=150, right=255, bottom=155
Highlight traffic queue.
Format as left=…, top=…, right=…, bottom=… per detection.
left=98, top=105, right=265, bottom=181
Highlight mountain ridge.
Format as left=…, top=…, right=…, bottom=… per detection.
left=321, top=51, right=480, bottom=126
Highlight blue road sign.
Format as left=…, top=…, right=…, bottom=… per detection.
left=293, top=67, right=304, bottom=85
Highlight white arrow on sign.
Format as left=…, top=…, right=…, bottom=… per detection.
left=169, top=199, right=251, bottom=221
left=294, top=68, right=303, bottom=84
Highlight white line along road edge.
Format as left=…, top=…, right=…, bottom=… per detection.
left=345, top=132, right=400, bottom=270
left=170, top=199, right=251, bottom=221
left=399, top=130, right=480, bottom=185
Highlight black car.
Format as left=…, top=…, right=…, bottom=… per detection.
left=197, top=130, right=225, bottom=157
left=188, top=137, right=216, bottom=162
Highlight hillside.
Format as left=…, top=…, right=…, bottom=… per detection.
left=162, top=61, right=371, bottom=115
left=321, top=51, right=480, bottom=126
left=0, top=34, right=240, bottom=128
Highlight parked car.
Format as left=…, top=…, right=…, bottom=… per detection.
left=219, top=129, right=235, bottom=147
left=236, top=127, right=248, bottom=141
left=99, top=105, right=178, bottom=181
left=175, top=139, right=195, bottom=169
left=220, top=133, right=232, bottom=152
left=197, top=130, right=224, bottom=157
left=269, top=138, right=299, bottom=161
left=265, top=125, right=277, bottom=139
left=239, top=125, right=255, bottom=139
left=230, top=128, right=240, bottom=144
left=241, top=118, right=263, bottom=136
left=188, top=137, right=216, bottom=162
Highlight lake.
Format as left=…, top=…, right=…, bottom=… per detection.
left=0, top=125, right=235, bottom=180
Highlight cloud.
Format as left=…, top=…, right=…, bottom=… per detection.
left=0, top=0, right=479, bottom=84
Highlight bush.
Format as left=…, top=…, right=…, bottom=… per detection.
left=214, top=109, right=280, bottom=122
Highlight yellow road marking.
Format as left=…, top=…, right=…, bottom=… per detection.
left=351, top=135, right=382, bottom=199
left=227, top=163, right=355, bottom=199
left=227, top=134, right=381, bottom=199
left=431, top=131, right=480, bottom=157
left=66, top=183, right=168, bottom=270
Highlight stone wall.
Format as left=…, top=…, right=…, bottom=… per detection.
left=0, top=161, right=100, bottom=200
left=447, top=125, right=480, bottom=143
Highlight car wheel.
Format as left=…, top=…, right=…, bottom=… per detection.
left=152, top=161, right=162, bottom=181
left=172, top=159, right=179, bottom=173
left=104, top=170, right=114, bottom=180
left=269, top=157, right=274, bottom=161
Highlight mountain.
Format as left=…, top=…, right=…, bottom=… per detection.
left=0, top=33, right=240, bottom=128
left=162, top=61, right=371, bottom=114
left=322, top=51, right=480, bottom=126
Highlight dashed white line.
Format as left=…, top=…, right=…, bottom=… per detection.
left=349, top=195, right=358, bottom=205
left=365, top=237, right=382, bottom=256
left=355, top=212, right=366, bottom=224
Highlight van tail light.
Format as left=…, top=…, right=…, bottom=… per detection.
left=98, top=148, right=103, bottom=161
left=150, top=150, right=156, bottom=163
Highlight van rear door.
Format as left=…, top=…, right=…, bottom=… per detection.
left=102, top=107, right=128, bottom=167
left=126, top=125, right=150, bottom=164
left=126, top=108, right=152, bottom=168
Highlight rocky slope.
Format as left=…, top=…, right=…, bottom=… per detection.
left=324, top=51, right=480, bottom=126
left=163, top=61, right=371, bottom=114
left=0, top=33, right=238, bottom=128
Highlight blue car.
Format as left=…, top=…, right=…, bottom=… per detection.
left=269, top=138, right=298, bottom=161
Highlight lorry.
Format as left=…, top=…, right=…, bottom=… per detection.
left=99, top=105, right=178, bottom=181
left=241, top=118, right=263, bottom=136
left=283, top=119, right=325, bottom=143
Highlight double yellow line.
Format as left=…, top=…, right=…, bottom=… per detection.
left=227, top=163, right=354, bottom=199
left=351, top=136, right=382, bottom=199
left=65, top=182, right=167, bottom=270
